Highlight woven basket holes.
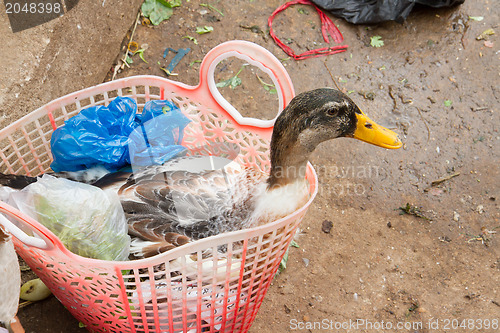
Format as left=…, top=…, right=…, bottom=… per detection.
left=0, top=136, right=13, bottom=172
left=168, top=95, right=208, bottom=144
left=60, top=103, right=78, bottom=121
left=37, top=114, right=55, bottom=138
left=186, top=111, right=270, bottom=172
left=176, top=99, right=208, bottom=123
left=107, top=89, right=120, bottom=100
left=120, top=85, right=146, bottom=104
left=185, top=114, right=218, bottom=144
left=92, top=93, right=106, bottom=106
left=135, top=261, right=183, bottom=283
left=0, top=142, right=20, bottom=174
left=224, top=240, right=246, bottom=265
left=239, top=236, right=270, bottom=288
left=238, top=133, right=271, bottom=172
left=184, top=130, right=239, bottom=160
left=1, top=133, right=36, bottom=175
left=195, top=141, right=241, bottom=161
left=44, top=107, right=65, bottom=128
left=24, top=121, right=53, bottom=173
left=137, top=85, right=158, bottom=106
left=149, top=86, right=161, bottom=100
left=19, top=126, right=47, bottom=175
left=243, top=229, right=288, bottom=291
left=199, top=114, right=228, bottom=141
left=255, top=137, right=272, bottom=170
left=180, top=103, right=228, bottom=149
left=168, top=94, right=195, bottom=113
left=136, top=96, right=147, bottom=110
left=78, top=97, right=93, bottom=110
left=119, top=87, right=134, bottom=99
left=17, top=248, right=58, bottom=281
left=134, top=85, right=147, bottom=96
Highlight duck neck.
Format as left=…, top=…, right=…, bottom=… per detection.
left=267, top=129, right=316, bottom=189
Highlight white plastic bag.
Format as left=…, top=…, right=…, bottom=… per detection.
left=131, top=280, right=248, bottom=332
left=9, top=175, right=130, bottom=261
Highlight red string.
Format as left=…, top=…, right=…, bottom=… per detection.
left=268, top=0, right=348, bottom=60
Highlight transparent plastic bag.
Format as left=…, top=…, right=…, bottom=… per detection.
left=131, top=280, right=248, bottom=332
left=9, top=175, right=130, bottom=261
left=128, top=100, right=190, bottom=167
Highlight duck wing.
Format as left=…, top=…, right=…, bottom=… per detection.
left=94, top=161, right=264, bottom=257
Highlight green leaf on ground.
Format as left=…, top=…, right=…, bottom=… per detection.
left=398, top=203, right=430, bottom=220
left=370, top=35, right=384, bottom=47
left=476, top=28, right=495, bottom=40
left=277, top=248, right=289, bottom=275
left=216, top=66, right=245, bottom=89
left=200, top=3, right=224, bottom=16
left=196, top=26, right=214, bottom=34
left=189, top=60, right=202, bottom=67
left=444, top=99, right=452, bottom=107
left=141, top=0, right=180, bottom=25
left=256, top=74, right=277, bottom=94
left=183, top=35, right=198, bottom=44
left=468, top=16, right=484, bottom=21
left=133, top=49, right=148, bottom=63
left=216, top=76, right=241, bottom=89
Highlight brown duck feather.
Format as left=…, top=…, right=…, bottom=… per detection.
left=92, top=158, right=267, bottom=257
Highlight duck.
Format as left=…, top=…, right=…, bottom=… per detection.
left=0, top=225, right=24, bottom=333
left=0, top=88, right=402, bottom=258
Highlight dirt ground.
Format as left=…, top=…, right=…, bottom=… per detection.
left=3, top=0, right=499, bottom=332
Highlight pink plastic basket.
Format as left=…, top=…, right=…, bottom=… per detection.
left=0, top=41, right=318, bottom=333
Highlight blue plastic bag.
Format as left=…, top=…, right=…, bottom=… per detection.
left=129, top=100, right=190, bottom=167
left=50, top=97, right=190, bottom=172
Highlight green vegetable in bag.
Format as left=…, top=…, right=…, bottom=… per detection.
left=11, top=175, right=130, bottom=261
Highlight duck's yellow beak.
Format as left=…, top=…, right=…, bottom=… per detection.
left=353, top=111, right=402, bottom=149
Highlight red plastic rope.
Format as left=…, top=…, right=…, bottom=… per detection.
left=268, top=0, right=348, bottom=60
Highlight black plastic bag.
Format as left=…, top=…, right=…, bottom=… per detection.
left=311, top=0, right=465, bottom=24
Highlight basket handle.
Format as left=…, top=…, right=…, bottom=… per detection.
left=0, top=202, right=51, bottom=250
left=198, top=40, right=295, bottom=128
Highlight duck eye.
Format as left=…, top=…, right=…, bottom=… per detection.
left=327, top=108, right=338, bottom=116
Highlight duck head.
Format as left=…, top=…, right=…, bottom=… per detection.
left=268, top=88, right=402, bottom=187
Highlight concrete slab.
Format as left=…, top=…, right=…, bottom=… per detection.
left=0, top=0, right=143, bottom=128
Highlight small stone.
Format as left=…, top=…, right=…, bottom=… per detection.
left=284, top=304, right=291, bottom=314
left=303, top=315, right=310, bottom=321
left=387, top=221, right=392, bottom=228
left=321, top=220, right=333, bottom=233
left=476, top=205, right=484, bottom=214
left=428, top=187, right=443, bottom=196
left=453, top=211, right=460, bottom=222
left=303, top=258, right=310, bottom=267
